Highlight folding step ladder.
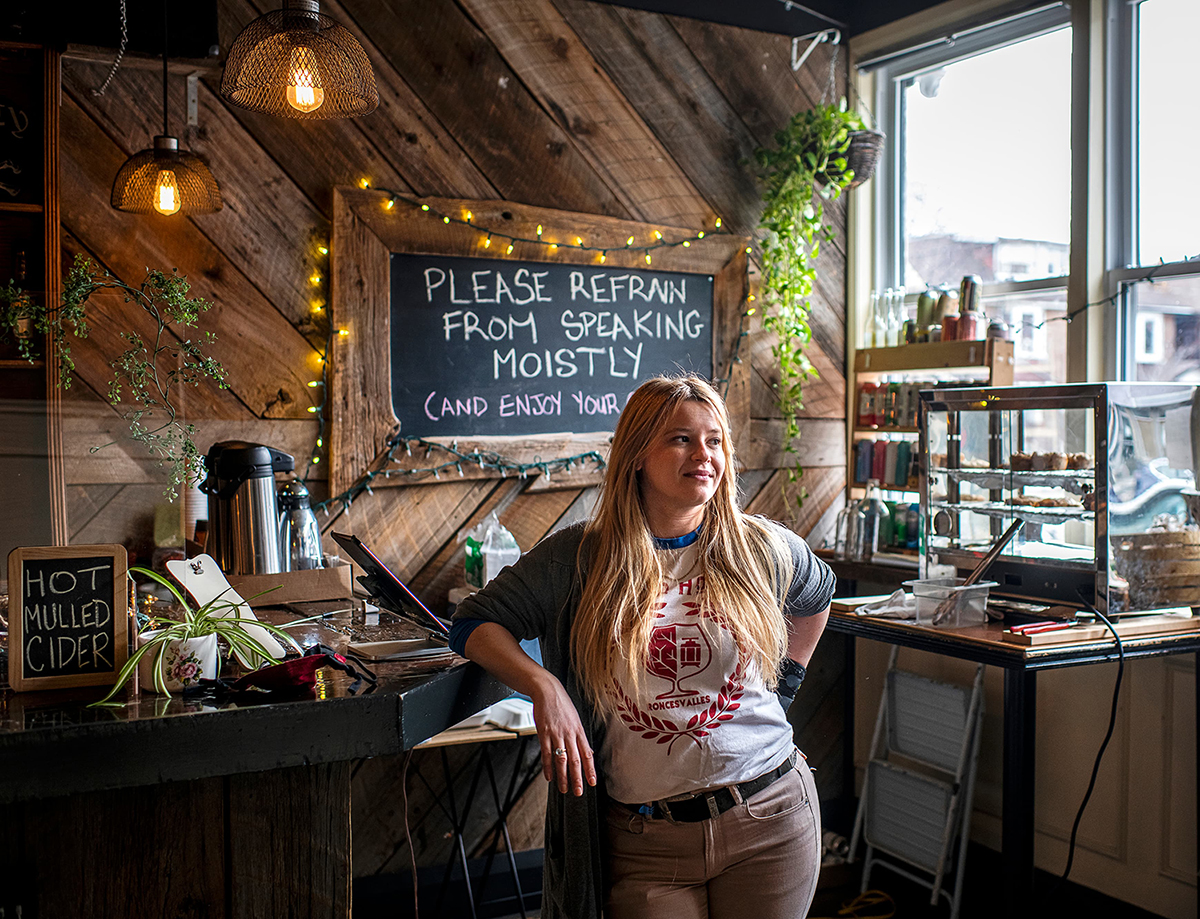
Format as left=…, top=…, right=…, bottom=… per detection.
left=848, top=647, right=985, bottom=919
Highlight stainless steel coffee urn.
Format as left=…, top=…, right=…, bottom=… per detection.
left=200, top=441, right=295, bottom=575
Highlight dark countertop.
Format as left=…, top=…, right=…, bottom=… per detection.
left=0, top=603, right=512, bottom=804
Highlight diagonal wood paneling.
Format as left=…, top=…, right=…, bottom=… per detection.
left=345, top=0, right=629, bottom=218
left=551, top=0, right=765, bottom=235
left=63, top=61, right=329, bottom=327
left=747, top=325, right=846, bottom=420
left=461, top=0, right=713, bottom=228
left=60, top=96, right=321, bottom=420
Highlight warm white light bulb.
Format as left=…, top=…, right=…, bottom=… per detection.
left=154, top=169, right=180, bottom=215
left=286, top=48, right=325, bottom=113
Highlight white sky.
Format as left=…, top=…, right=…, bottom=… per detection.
left=903, top=0, right=1200, bottom=267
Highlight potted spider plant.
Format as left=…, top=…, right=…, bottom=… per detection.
left=92, top=566, right=302, bottom=704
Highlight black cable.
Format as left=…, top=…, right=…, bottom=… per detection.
left=1051, top=592, right=1125, bottom=891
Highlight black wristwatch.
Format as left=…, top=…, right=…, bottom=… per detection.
left=775, top=657, right=806, bottom=712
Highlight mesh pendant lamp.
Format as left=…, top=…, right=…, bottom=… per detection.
left=220, top=0, right=378, bottom=119
left=111, top=5, right=222, bottom=215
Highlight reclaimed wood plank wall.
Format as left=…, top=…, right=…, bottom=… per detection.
left=54, top=0, right=849, bottom=879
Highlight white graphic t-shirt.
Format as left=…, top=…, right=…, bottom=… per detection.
left=601, top=542, right=795, bottom=804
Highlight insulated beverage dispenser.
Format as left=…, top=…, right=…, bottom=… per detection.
left=201, top=441, right=294, bottom=575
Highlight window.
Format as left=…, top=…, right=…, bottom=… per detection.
left=1113, top=0, right=1200, bottom=380
left=1135, top=0, right=1200, bottom=266
left=865, top=5, right=1072, bottom=382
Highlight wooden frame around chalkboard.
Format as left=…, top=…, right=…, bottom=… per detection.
left=7, top=544, right=128, bottom=692
left=330, top=189, right=751, bottom=497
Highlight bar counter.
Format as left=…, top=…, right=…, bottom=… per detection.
left=0, top=603, right=511, bottom=917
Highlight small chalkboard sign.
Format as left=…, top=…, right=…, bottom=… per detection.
left=7, top=545, right=128, bottom=692
left=390, top=252, right=714, bottom=437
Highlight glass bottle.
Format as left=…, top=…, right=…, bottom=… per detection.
left=850, top=481, right=891, bottom=562
left=866, top=289, right=887, bottom=349
left=886, top=286, right=907, bottom=347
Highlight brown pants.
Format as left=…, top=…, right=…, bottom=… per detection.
left=604, top=756, right=821, bottom=919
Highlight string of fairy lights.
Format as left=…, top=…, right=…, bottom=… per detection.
left=296, top=184, right=758, bottom=521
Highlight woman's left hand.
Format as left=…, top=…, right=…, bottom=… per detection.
left=530, top=669, right=597, bottom=796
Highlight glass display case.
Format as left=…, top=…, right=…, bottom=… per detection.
left=919, top=383, right=1200, bottom=614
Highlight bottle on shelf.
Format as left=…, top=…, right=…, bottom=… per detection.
left=863, top=289, right=884, bottom=349
left=870, top=288, right=889, bottom=349
left=886, top=286, right=907, bottom=347
left=916, top=287, right=939, bottom=341
left=849, top=481, right=890, bottom=562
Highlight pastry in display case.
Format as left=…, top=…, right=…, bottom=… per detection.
left=918, top=383, right=1200, bottom=615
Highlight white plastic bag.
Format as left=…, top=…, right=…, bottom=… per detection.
left=462, top=511, right=521, bottom=587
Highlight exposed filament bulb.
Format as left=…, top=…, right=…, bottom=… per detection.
left=286, top=48, right=325, bottom=113
left=154, top=169, right=181, bottom=215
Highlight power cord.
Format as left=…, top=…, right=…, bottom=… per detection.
left=1052, top=593, right=1125, bottom=891
left=402, top=750, right=420, bottom=919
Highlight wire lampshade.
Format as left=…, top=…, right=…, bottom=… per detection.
left=112, top=136, right=224, bottom=215
left=220, top=0, right=378, bottom=119
left=111, top=2, right=222, bottom=216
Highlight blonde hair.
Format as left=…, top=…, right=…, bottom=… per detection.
left=572, top=375, right=794, bottom=713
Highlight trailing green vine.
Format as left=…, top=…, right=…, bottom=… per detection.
left=753, top=99, right=865, bottom=509
left=0, top=255, right=227, bottom=500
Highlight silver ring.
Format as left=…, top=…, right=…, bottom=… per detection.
left=553, top=747, right=567, bottom=757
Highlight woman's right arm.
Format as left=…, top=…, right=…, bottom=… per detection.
left=463, top=622, right=597, bottom=797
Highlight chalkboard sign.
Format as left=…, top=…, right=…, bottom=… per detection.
left=390, top=253, right=713, bottom=437
left=7, top=545, right=128, bottom=692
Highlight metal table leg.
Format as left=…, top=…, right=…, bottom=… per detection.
left=1002, top=668, right=1037, bottom=911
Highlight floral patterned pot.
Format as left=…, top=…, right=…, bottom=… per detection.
left=137, top=632, right=219, bottom=693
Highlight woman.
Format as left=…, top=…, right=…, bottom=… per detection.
left=450, top=375, right=834, bottom=919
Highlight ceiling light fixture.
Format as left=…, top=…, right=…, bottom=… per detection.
left=111, top=4, right=222, bottom=216
left=220, top=0, right=378, bottom=119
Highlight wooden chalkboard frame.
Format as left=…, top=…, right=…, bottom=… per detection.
left=7, top=544, right=128, bottom=692
left=330, top=189, right=751, bottom=496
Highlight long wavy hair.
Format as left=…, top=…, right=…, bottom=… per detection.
left=572, top=375, right=795, bottom=713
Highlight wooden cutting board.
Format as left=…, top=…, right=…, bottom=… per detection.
left=1001, top=613, right=1199, bottom=646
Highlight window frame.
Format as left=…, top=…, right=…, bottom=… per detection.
left=1109, top=0, right=1200, bottom=379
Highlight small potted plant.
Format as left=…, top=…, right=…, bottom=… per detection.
left=93, top=567, right=302, bottom=704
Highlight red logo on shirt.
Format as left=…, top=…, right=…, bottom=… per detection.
left=647, top=623, right=712, bottom=699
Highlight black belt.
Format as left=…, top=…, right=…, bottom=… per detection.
left=620, top=749, right=799, bottom=823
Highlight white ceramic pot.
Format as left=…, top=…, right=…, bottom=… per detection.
left=137, top=632, right=219, bottom=693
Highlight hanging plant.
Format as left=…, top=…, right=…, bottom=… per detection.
left=0, top=254, right=227, bottom=500
left=752, top=99, right=879, bottom=509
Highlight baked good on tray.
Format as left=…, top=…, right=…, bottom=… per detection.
left=1066, top=452, right=1093, bottom=469
left=1010, top=452, right=1034, bottom=470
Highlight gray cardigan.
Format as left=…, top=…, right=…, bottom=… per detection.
left=452, top=520, right=835, bottom=919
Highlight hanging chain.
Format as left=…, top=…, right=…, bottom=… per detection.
left=821, top=38, right=840, bottom=105
left=92, top=0, right=129, bottom=97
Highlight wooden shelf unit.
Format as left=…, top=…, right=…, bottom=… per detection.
left=848, top=339, right=1015, bottom=502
